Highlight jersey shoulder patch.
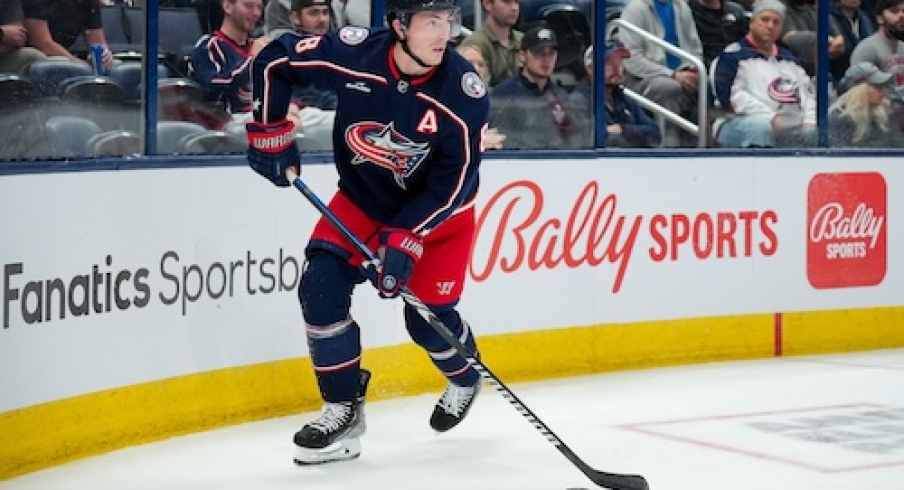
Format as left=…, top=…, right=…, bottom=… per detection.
left=461, top=72, right=486, bottom=99
left=339, top=26, right=369, bottom=46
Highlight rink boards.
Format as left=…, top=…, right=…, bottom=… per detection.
left=1, top=155, right=903, bottom=478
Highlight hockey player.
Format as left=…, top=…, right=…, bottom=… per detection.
left=245, top=0, right=488, bottom=465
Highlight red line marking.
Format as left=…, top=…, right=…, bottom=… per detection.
left=618, top=403, right=878, bottom=427
left=621, top=425, right=904, bottom=473
left=618, top=404, right=904, bottom=473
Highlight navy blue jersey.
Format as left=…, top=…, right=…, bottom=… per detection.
left=252, top=26, right=489, bottom=235
left=190, top=30, right=255, bottom=114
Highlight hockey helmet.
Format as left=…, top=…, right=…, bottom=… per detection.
left=385, top=0, right=461, bottom=36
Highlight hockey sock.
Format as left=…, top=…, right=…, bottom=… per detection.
left=404, top=303, right=480, bottom=387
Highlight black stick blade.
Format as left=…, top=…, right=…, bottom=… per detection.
left=591, top=472, right=649, bottom=490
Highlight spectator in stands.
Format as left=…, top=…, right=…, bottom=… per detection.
left=619, top=0, right=704, bottom=147
left=458, top=0, right=522, bottom=88
left=571, top=44, right=661, bottom=148
left=830, top=61, right=901, bottom=146
left=22, top=0, right=114, bottom=72
left=265, top=0, right=338, bottom=149
left=265, top=0, right=336, bottom=36
left=458, top=45, right=489, bottom=79
left=850, top=0, right=904, bottom=89
left=830, top=0, right=876, bottom=83
left=779, top=0, right=846, bottom=75
left=0, top=0, right=45, bottom=74
left=688, top=0, right=748, bottom=71
left=190, top=0, right=265, bottom=133
left=268, top=0, right=332, bottom=38
left=489, top=25, right=589, bottom=149
left=712, top=0, right=817, bottom=147
left=457, top=44, right=506, bottom=149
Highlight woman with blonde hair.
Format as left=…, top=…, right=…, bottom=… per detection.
left=456, top=44, right=506, bottom=149
left=829, top=62, right=900, bottom=147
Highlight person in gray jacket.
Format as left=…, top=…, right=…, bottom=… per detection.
left=618, top=0, right=704, bottom=147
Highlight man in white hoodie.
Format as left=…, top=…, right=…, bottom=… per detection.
left=711, top=0, right=817, bottom=147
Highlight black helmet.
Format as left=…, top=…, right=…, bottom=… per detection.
left=385, top=0, right=461, bottom=30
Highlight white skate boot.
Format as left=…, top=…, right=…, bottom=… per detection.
left=293, top=369, right=370, bottom=465
left=429, top=379, right=482, bottom=432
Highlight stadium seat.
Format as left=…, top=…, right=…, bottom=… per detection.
left=59, top=76, right=125, bottom=105
left=158, top=77, right=205, bottom=99
left=179, top=130, right=247, bottom=154
left=110, top=63, right=175, bottom=103
left=159, top=8, right=205, bottom=76
left=88, top=130, right=142, bottom=157
left=43, top=116, right=103, bottom=158
left=156, top=120, right=207, bottom=154
left=124, top=6, right=145, bottom=45
left=0, top=74, right=39, bottom=107
left=101, top=4, right=140, bottom=53
left=109, top=62, right=143, bottom=102
left=26, top=58, right=93, bottom=97
left=158, top=77, right=228, bottom=127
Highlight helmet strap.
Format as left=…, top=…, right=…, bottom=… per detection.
left=400, top=38, right=435, bottom=69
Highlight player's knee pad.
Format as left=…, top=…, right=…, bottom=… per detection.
left=404, top=302, right=476, bottom=354
left=298, top=251, right=357, bottom=326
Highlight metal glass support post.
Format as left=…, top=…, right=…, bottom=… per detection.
left=594, top=1, right=607, bottom=148
left=143, top=0, right=160, bottom=155
left=817, top=0, right=830, bottom=147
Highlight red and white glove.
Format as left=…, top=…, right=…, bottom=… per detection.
left=374, top=228, right=423, bottom=298
left=245, top=119, right=299, bottom=187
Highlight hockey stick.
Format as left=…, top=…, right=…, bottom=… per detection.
left=285, top=169, right=649, bottom=490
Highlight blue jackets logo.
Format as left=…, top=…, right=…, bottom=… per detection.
left=347, top=121, right=430, bottom=189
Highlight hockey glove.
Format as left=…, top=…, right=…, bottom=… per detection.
left=246, top=119, right=300, bottom=187
left=374, top=228, right=423, bottom=298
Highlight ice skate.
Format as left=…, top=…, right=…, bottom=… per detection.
left=429, top=379, right=482, bottom=432
left=293, top=369, right=370, bottom=465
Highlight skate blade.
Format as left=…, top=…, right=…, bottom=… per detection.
left=293, top=438, right=361, bottom=466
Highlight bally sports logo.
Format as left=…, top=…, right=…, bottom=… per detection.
left=807, top=172, right=887, bottom=289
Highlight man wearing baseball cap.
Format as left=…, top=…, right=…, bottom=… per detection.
left=489, top=24, right=590, bottom=149
left=259, top=0, right=338, bottom=148
left=265, top=0, right=335, bottom=37
left=711, top=0, right=817, bottom=148
left=570, top=44, right=661, bottom=147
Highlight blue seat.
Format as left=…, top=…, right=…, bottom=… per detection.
left=159, top=8, right=205, bottom=76
left=180, top=130, right=246, bottom=154
left=156, top=120, right=207, bottom=154
left=44, top=116, right=103, bottom=158
left=0, top=74, right=39, bottom=107
left=59, top=76, right=125, bottom=105
left=88, top=130, right=142, bottom=157
left=26, top=58, right=93, bottom=96
left=109, top=62, right=143, bottom=102
left=110, top=62, right=174, bottom=103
